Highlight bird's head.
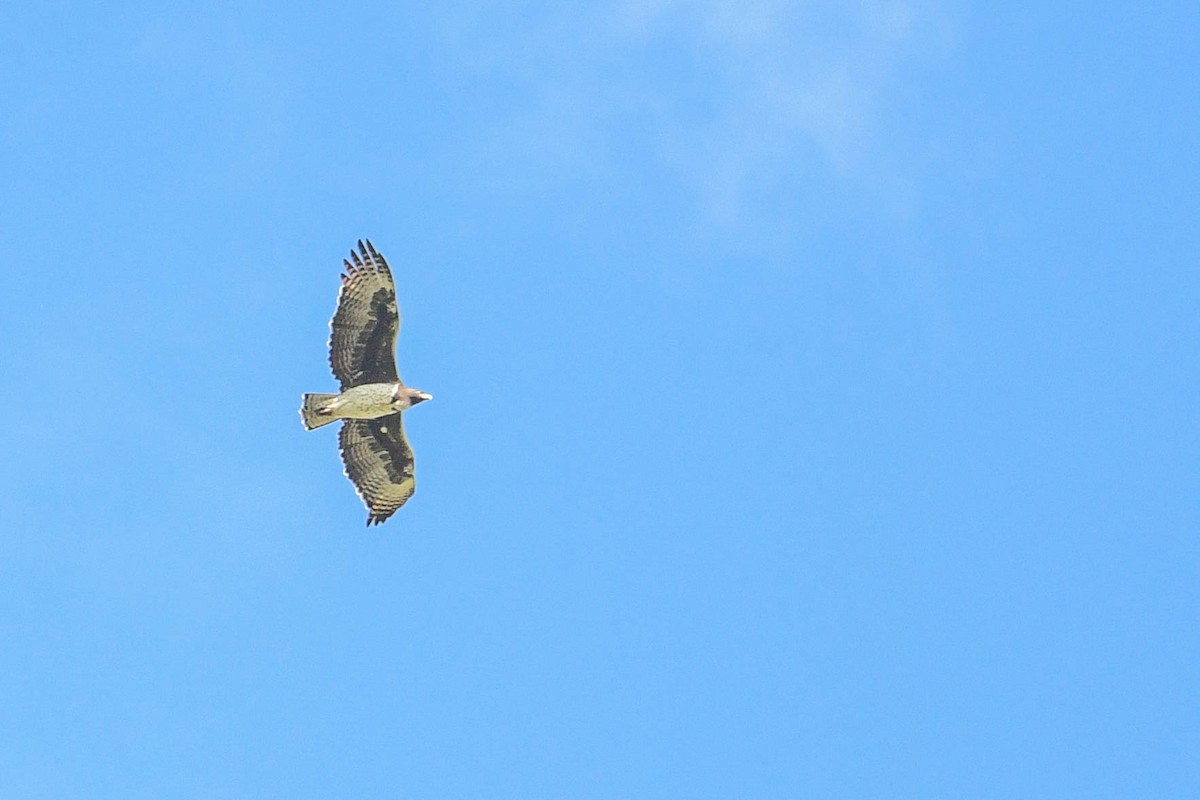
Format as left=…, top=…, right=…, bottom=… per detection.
left=392, top=383, right=433, bottom=409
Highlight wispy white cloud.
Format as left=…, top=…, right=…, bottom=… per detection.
left=465, top=1, right=955, bottom=236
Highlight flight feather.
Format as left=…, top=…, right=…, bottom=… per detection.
left=339, top=414, right=416, bottom=526
left=329, top=239, right=400, bottom=390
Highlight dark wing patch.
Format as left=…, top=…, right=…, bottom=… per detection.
left=338, top=414, right=416, bottom=526
left=329, top=240, right=400, bottom=389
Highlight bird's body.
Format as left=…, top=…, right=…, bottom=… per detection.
left=300, top=240, right=432, bottom=525
left=320, top=381, right=400, bottom=418
left=301, top=381, right=430, bottom=428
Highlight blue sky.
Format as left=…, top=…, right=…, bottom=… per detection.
left=1, top=2, right=1197, bottom=797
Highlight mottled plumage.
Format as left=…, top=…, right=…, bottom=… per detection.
left=329, top=241, right=399, bottom=390
left=300, top=240, right=432, bottom=526
left=340, top=416, right=415, bottom=525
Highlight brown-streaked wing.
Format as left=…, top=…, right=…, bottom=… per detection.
left=338, top=414, right=416, bottom=526
left=328, top=240, right=400, bottom=390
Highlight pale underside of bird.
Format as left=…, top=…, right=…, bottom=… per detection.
left=300, top=240, right=432, bottom=526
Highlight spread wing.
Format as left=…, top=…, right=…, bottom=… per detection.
left=329, top=240, right=400, bottom=390
left=338, top=414, right=416, bottom=526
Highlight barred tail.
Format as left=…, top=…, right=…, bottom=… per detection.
left=300, top=393, right=340, bottom=430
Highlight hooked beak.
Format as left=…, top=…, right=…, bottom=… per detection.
left=410, top=391, right=433, bottom=405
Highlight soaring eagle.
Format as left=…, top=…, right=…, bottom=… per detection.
left=300, top=240, right=432, bottom=525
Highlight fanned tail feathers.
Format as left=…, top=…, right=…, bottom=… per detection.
left=300, top=393, right=339, bottom=430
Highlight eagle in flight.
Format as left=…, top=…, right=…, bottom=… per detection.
left=300, top=240, right=432, bottom=525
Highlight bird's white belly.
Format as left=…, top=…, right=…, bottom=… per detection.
left=330, top=383, right=397, bottom=419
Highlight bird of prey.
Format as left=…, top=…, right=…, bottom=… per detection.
left=300, top=240, right=432, bottom=525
